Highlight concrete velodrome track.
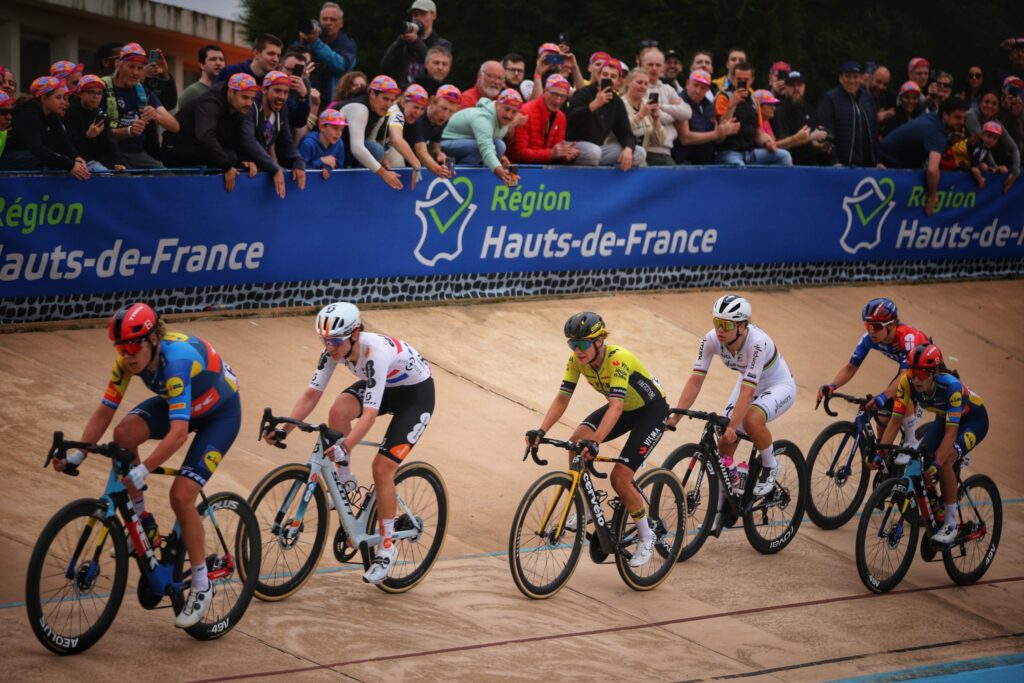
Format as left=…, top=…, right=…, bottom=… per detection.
left=1, top=281, right=1022, bottom=681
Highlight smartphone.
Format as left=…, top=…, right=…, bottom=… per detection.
left=648, top=91, right=659, bottom=104
left=291, top=64, right=305, bottom=78
left=148, top=49, right=160, bottom=64
left=445, top=158, right=456, bottom=175
left=557, top=32, right=571, bottom=47
left=545, top=54, right=565, bottom=67
left=736, top=78, right=749, bottom=90
left=599, top=78, right=613, bottom=91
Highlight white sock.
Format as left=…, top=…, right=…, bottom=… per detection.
left=944, top=504, right=958, bottom=528
left=759, top=446, right=777, bottom=469
left=191, top=563, right=210, bottom=591
left=634, top=515, right=654, bottom=543
left=133, top=495, right=146, bottom=517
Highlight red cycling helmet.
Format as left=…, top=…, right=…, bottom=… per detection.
left=109, top=303, right=158, bottom=344
left=907, top=343, right=942, bottom=379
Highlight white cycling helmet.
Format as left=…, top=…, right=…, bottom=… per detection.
left=712, top=295, right=752, bottom=322
left=315, top=302, right=362, bottom=338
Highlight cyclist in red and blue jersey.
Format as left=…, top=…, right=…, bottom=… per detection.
left=877, top=344, right=988, bottom=543
left=818, top=297, right=932, bottom=437
left=52, top=303, right=241, bottom=628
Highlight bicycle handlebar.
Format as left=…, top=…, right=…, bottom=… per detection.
left=523, top=436, right=622, bottom=479
left=259, top=408, right=344, bottom=450
left=667, top=408, right=753, bottom=444
left=46, top=431, right=135, bottom=477
left=818, top=391, right=871, bottom=417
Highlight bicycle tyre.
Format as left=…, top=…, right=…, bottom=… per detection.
left=508, top=471, right=585, bottom=599
left=743, top=440, right=807, bottom=554
left=805, top=421, right=870, bottom=530
left=25, top=498, right=129, bottom=655
left=616, top=468, right=686, bottom=591
left=855, top=477, right=920, bottom=593
left=174, top=492, right=261, bottom=640
left=661, top=443, right=718, bottom=562
left=365, top=461, right=449, bottom=594
left=246, top=463, right=328, bottom=601
left=942, top=474, right=1001, bottom=586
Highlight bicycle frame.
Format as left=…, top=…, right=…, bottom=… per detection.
left=691, top=420, right=755, bottom=517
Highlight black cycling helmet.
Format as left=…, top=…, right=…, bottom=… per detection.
left=564, top=312, right=607, bottom=340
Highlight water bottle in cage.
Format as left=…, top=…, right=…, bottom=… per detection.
left=722, top=455, right=739, bottom=489
left=735, top=462, right=749, bottom=494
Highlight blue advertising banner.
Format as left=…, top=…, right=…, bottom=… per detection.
left=1, top=166, right=1022, bottom=303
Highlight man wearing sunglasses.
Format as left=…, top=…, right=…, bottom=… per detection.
left=52, top=302, right=241, bottom=629
left=877, top=344, right=988, bottom=544
left=526, top=312, right=668, bottom=568
left=818, top=297, right=932, bottom=436
left=666, top=295, right=796, bottom=533
left=265, top=302, right=434, bottom=585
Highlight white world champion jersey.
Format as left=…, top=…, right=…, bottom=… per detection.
left=692, top=324, right=792, bottom=388
left=309, top=332, right=432, bottom=410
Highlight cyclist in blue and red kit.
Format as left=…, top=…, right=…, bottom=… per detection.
left=52, top=302, right=241, bottom=629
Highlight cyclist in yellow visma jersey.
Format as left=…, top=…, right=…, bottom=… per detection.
left=526, top=312, right=669, bottom=568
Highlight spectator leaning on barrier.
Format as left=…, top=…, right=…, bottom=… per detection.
left=300, top=108, right=347, bottom=179
left=772, top=71, right=828, bottom=166
left=410, top=83, right=460, bottom=176
left=298, top=2, right=358, bottom=102
left=817, top=61, right=878, bottom=167
left=161, top=74, right=257, bottom=189
left=0, top=77, right=89, bottom=180
left=415, top=45, right=452, bottom=96
left=381, top=0, right=452, bottom=88
left=714, top=62, right=791, bottom=166
left=240, top=71, right=307, bottom=199
left=508, top=74, right=578, bottom=165
left=65, top=74, right=125, bottom=172
left=674, top=68, right=738, bottom=165
left=566, top=62, right=644, bottom=169
left=754, top=88, right=812, bottom=156
left=638, top=47, right=692, bottom=165
left=382, top=83, right=428, bottom=172
left=441, top=88, right=520, bottom=184
left=178, top=45, right=226, bottom=113
left=339, top=74, right=403, bottom=189
left=880, top=96, right=969, bottom=214
left=104, top=42, right=180, bottom=169
left=967, top=88, right=1020, bottom=192
left=621, top=68, right=668, bottom=165
left=461, top=60, right=506, bottom=109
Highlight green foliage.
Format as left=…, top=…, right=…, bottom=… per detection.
left=240, top=0, right=1017, bottom=99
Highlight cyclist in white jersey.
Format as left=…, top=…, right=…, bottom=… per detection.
left=263, top=302, right=434, bottom=584
left=667, top=295, right=797, bottom=513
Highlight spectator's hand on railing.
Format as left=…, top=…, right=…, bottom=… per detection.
left=617, top=146, right=634, bottom=172
left=494, top=165, right=514, bottom=185
left=377, top=165, right=403, bottom=190
left=1004, top=173, right=1018, bottom=193
left=114, top=164, right=126, bottom=172
left=241, top=161, right=258, bottom=178
left=273, top=170, right=287, bottom=199
left=224, top=167, right=238, bottom=192
left=70, top=158, right=90, bottom=181
left=293, top=168, right=306, bottom=191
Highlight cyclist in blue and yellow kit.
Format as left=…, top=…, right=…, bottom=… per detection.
left=877, top=343, right=988, bottom=543
left=52, top=303, right=241, bottom=628
left=526, top=312, right=669, bottom=568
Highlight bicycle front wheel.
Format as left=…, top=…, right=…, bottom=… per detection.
left=508, top=471, right=584, bottom=599
left=806, top=421, right=869, bottom=530
left=661, top=443, right=718, bottom=562
left=616, top=468, right=686, bottom=591
left=365, top=461, right=449, bottom=594
left=25, top=498, right=129, bottom=655
left=943, top=474, right=1001, bottom=585
left=856, top=477, right=920, bottom=593
left=743, top=440, right=807, bottom=554
left=175, top=492, right=261, bottom=640
left=246, top=463, right=328, bottom=601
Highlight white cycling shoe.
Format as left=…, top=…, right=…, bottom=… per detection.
left=363, top=540, right=397, bottom=584
left=931, top=523, right=958, bottom=544
left=629, top=536, right=655, bottom=567
left=175, top=583, right=215, bottom=629
left=753, top=463, right=781, bottom=496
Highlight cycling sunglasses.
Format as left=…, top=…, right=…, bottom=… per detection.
left=907, top=367, right=934, bottom=381
left=864, top=320, right=895, bottom=333
left=322, top=335, right=351, bottom=347
left=114, top=340, right=147, bottom=356
left=713, top=317, right=737, bottom=332
left=567, top=339, right=593, bottom=351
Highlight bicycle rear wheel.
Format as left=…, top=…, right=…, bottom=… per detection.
left=942, top=474, right=1001, bottom=585
left=806, top=421, right=869, bottom=530
left=743, top=440, right=807, bottom=554
left=616, top=468, right=686, bottom=591
left=175, top=492, right=261, bottom=640
left=661, top=443, right=718, bottom=561
left=508, top=471, right=585, bottom=599
left=365, top=461, right=449, bottom=594
left=25, top=498, right=129, bottom=655
left=856, top=478, right=920, bottom=593
left=246, top=463, right=328, bottom=601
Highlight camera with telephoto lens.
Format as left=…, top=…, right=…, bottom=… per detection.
left=395, top=18, right=425, bottom=37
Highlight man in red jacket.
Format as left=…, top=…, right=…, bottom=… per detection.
left=508, top=74, right=580, bottom=164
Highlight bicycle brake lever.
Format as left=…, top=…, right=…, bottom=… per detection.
left=62, top=464, right=80, bottom=477
left=585, top=459, right=607, bottom=479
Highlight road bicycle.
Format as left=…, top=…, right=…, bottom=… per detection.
left=806, top=391, right=929, bottom=530
left=26, top=432, right=260, bottom=655
left=508, top=437, right=685, bottom=599
left=661, top=408, right=807, bottom=561
left=855, top=442, right=1001, bottom=593
left=246, top=408, right=448, bottom=599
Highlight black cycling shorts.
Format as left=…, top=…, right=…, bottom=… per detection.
left=343, top=378, right=435, bottom=463
left=580, top=396, right=669, bottom=471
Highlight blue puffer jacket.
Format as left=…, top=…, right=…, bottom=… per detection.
left=817, top=85, right=879, bottom=167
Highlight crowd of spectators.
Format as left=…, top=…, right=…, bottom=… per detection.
left=0, top=1, right=1021, bottom=213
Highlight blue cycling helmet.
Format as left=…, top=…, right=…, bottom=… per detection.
left=862, top=297, right=897, bottom=323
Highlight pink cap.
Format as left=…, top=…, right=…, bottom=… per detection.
left=770, top=61, right=791, bottom=73
left=50, top=60, right=84, bottom=78
left=689, top=69, right=712, bottom=85
left=899, top=80, right=922, bottom=96
left=404, top=83, right=429, bottom=104
left=262, top=70, right=291, bottom=88
left=545, top=73, right=571, bottom=93
left=1003, top=76, right=1024, bottom=90
left=30, top=76, right=65, bottom=97
left=589, top=51, right=611, bottom=65
left=227, top=73, right=259, bottom=92
left=318, top=108, right=348, bottom=127
left=435, top=84, right=462, bottom=103
left=119, top=43, right=148, bottom=64
left=77, top=74, right=105, bottom=92
left=753, top=89, right=780, bottom=105
left=496, top=88, right=523, bottom=108
left=537, top=43, right=560, bottom=56
left=369, top=74, right=401, bottom=94
left=908, top=57, right=930, bottom=73
left=982, top=121, right=1003, bottom=136
left=608, top=57, right=625, bottom=73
